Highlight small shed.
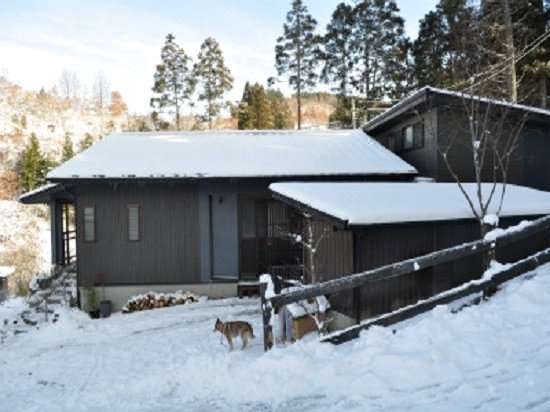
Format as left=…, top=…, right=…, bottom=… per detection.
left=270, top=182, right=550, bottom=325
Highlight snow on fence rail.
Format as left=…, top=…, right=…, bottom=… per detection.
left=260, top=214, right=550, bottom=351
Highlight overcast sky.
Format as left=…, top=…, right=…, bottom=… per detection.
left=0, top=0, right=438, bottom=114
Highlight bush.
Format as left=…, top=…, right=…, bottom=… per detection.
left=83, top=281, right=99, bottom=311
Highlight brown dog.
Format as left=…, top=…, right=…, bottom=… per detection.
left=214, top=318, right=255, bottom=351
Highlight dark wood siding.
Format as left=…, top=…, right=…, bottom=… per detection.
left=523, top=125, right=550, bottom=191
left=309, top=221, right=355, bottom=318
left=377, top=111, right=439, bottom=179
left=344, top=217, right=549, bottom=321
left=436, top=107, right=524, bottom=184
left=76, top=182, right=200, bottom=285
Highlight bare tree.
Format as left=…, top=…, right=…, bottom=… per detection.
left=279, top=212, right=331, bottom=334
left=92, top=70, right=111, bottom=115
left=424, top=84, right=527, bottom=243
left=58, top=69, right=82, bottom=108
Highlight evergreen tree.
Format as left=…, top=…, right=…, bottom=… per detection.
left=480, top=0, right=550, bottom=105
left=267, top=89, right=292, bottom=129
left=351, top=0, right=410, bottom=102
left=61, top=133, right=75, bottom=162
left=237, top=82, right=254, bottom=130
left=412, top=11, right=447, bottom=87
left=79, top=133, right=94, bottom=152
left=20, top=133, right=50, bottom=191
left=274, top=0, right=321, bottom=129
left=193, top=37, right=234, bottom=129
left=237, top=83, right=274, bottom=129
left=322, top=3, right=355, bottom=98
left=150, top=33, right=195, bottom=130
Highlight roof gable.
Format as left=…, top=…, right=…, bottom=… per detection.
left=364, top=86, right=550, bottom=134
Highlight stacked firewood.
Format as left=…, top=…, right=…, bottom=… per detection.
left=122, top=290, right=201, bottom=313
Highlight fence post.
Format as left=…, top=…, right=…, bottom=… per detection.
left=259, top=281, right=273, bottom=352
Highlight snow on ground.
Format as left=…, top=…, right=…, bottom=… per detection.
left=1, top=264, right=550, bottom=411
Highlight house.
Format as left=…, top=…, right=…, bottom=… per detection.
left=270, top=182, right=550, bottom=326
left=364, top=87, right=550, bottom=192
left=19, top=130, right=417, bottom=311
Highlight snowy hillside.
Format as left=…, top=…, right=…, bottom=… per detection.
left=1, top=263, right=549, bottom=410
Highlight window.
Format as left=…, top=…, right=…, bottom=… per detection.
left=413, top=121, right=424, bottom=149
left=404, top=125, right=414, bottom=150
left=128, top=205, right=139, bottom=241
left=83, top=206, right=95, bottom=242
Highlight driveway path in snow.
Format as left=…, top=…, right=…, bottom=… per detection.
left=1, top=265, right=550, bottom=411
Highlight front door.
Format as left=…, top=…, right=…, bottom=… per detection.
left=239, top=199, right=260, bottom=278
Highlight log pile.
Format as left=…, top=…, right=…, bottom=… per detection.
left=122, top=290, right=202, bottom=313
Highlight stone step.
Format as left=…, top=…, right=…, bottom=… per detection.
left=46, top=298, right=62, bottom=305
left=35, top=307, right=54, bottom=314
left=21, top=317, right=38, bottom=326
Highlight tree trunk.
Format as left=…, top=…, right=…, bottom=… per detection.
left=502, top=0, right=517, bottom=103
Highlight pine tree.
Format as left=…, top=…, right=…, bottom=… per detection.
left=350, top=0, right=410, bottom=102
left=412, top=11, right=447, bottom=88
left=150, top=33, right=195, bottom=130
left=237, top=82, right=254, bottom=130
left=274, top=0, right=321, bottom=129
left=480, top=0, right=550, bottom=105
left=193, top=37, right=234, bottom=129
left=237, top=83, right=275, bottom=129
left=61, top=133, right=75, bottom=162
left=79, top=133, right=94, bottom=152
left=20, top=133, right=50, bottom=191
left=322, top=3, right=355, bottom=99
left=267, top=89, right=292, bottom=129
left=412, top=0, right=477, bottom=89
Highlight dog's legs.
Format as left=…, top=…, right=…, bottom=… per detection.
left=227, top=335, right=234, bottom=351
left=241, top=332, right=249, bottom=350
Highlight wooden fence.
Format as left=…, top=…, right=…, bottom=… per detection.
left=260, top=215, right=550, bottom=351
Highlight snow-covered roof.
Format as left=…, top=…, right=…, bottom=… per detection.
left=270, top=182, right=550, bottom=226
left=17, top=183, right=60, bottom=203
left=364, top=86, right=550, bottom=132
left=46, top=130, right=417, bottom=180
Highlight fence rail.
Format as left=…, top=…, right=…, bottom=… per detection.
left=260, top=215, right=550, bottom=350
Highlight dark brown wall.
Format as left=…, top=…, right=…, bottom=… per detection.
left=76, top=183, right=200, bottom=285
left=375, top=111, right=439, bottom=179
left=317, top=217, right=549, bottom=321
left=436, top=108, right=524, bottom=184
left=310, top=221, right=355, bottom=318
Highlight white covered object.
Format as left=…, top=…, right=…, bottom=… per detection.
left=47, top=130, right=416, bottom=180
left=270, top=182, right=550, bottom=226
